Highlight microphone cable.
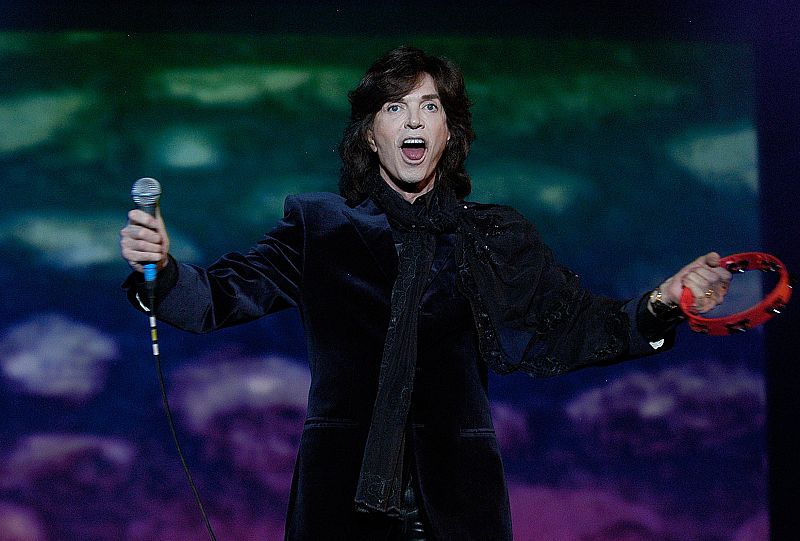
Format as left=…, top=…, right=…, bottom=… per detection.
left=131, top=177, right=217, bottom=539
left=143, top=284, right=219, bottom=541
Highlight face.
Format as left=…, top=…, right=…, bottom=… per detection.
left=367, top=73, right=450, bottom=197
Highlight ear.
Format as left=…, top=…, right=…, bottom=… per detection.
left=366, top=129, right=377, bottom=152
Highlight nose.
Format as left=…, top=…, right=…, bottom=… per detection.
left=406, top=110, right=423, bottom=129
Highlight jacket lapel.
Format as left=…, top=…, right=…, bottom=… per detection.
left=343, top=197, right=456, bottom=291
left=342, top=198, right=398, bottom=283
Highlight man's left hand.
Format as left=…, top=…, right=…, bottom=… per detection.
left=659, top=252, right=733, bottom=314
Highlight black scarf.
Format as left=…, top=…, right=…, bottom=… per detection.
left=354, top=175, right=629, bottom=514
left=354, top=179, right=458, bottom=515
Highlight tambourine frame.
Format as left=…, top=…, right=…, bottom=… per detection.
left=679, top=252, right=793, bottom=336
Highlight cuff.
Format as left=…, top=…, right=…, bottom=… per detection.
left=623, top=292, right=681, bottom=353
left=121, top=255, right=180, bottom=311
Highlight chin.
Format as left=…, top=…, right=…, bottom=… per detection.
left=400, top=172, right=435, bottom=187
left=381, top=167, right=433, bottom=192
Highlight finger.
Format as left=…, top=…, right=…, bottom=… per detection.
left=695, top=254, right=732, bottom=283
left=682, top=252, right=729, bottom=288
left=683, top=271, right=725, bottom=295
left=124, top=249, right=163, bottom=263
left=120, top=229, right=164, bottom=254
left=692, top=270, right=728, bottom=299
left=711, top=265, right=733, bottom=283
left=683, top=274, right=711, bottom=298
left=682, top=275, right=719, bottom=312
left=121, top=224, right=163, bottom=245
left=676, top=254, right=708, bottom=277
left=127, top=237, right=164, bottom=254
left=127, top=209, right=159, bottom=228
left=135, top=225, right=163, bottom=244
left=703, top=251, right=721, bottom=267
left=671, top=253, right=717, bottom=287
left=691, top=265, right=732, bottom=299
left=688, top=266, right=720, bottom=285
left=120, top=237, right=164, bottom=262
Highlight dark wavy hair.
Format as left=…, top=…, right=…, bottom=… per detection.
left=338, top=46, right=475, bottom=202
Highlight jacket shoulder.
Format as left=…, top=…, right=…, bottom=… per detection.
left=461, top=200, right=533, bottom=231
left=282, top=191, right=352, bottom=223
left=286, top=191, right=348, bottom=209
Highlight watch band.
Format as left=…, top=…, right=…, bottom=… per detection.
left=648, top=287, right=681, bottom=320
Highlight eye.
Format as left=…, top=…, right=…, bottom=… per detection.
left=423, top=103, right=438, bottom=111
left=386, top=104, right=401, bottom=113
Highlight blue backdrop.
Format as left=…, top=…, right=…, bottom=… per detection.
left=0, top=32, right=769, bottom=540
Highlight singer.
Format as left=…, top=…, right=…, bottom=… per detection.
left=120, top=46, right=731, bottom=540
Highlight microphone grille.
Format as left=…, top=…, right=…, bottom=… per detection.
left=131, top=177, right=162, bottom=207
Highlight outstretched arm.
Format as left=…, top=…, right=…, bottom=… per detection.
left=119, top=197, right=304, bottom=333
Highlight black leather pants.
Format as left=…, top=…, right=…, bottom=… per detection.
left=395, top=482, right=426, bottom=541
left=355, top=478, right=427, bottom=541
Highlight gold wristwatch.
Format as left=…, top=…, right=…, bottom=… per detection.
left=648, top=287, right=681, bottom=319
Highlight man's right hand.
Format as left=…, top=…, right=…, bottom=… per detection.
left=119, top=209, right=171, bottom=274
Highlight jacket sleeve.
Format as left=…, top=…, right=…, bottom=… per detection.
left=122, top=195, right=304, bottom=333
left=459, top=203, right=678, bottom=377
left=510, top=225, right=679, bottom=375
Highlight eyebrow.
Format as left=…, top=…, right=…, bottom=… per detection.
left=394, top=93, right=440, bottom=103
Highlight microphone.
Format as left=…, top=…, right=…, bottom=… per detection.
left=130, top=177, right=162, bottom=284
left=129, top=179, right=218, bottom=541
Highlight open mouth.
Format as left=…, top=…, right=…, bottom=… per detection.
left=401, top=138, right=426, bottom=161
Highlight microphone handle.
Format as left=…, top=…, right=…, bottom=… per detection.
left=138, top=203, right=158, bottom=283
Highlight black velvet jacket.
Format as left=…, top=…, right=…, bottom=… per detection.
left=125, top=191, right=674, bottom=540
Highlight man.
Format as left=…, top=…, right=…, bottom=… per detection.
left=120, top=46, right=730, bottom=540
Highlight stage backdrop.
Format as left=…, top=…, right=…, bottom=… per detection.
left=0, top=33, right=766, bottom=540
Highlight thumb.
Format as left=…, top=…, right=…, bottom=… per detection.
left=704, top=251, right=721, bottom=267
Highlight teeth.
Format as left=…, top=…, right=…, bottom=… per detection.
left=403, top=138, right=425, bottom=145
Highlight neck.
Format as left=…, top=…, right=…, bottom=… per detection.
left=380, top=174, right=436, bottom=204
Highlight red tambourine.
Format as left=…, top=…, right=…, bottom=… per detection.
left=679, top=252, right=793, bottom=335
